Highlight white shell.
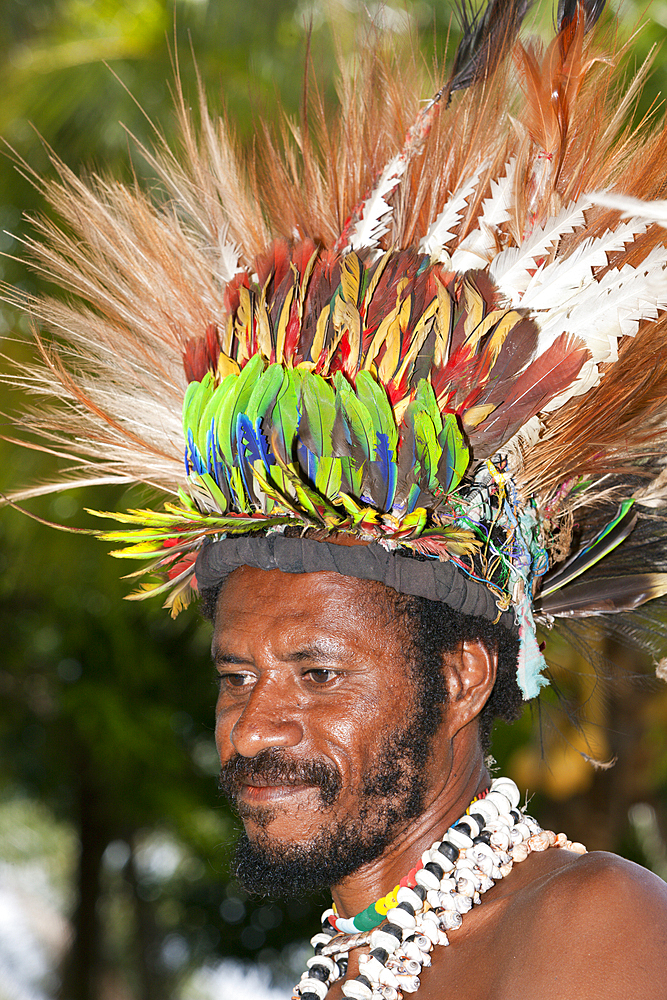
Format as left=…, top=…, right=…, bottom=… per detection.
left=512, top=822, right=531, bottom=842
left=446, top=826, right=473, bottom=849
left=414, top=933, right=432, bottom=953
left=299, top=977, right=329, bottom=999
left=491, top=777, right=521, bottom=808
left=370, top=929, right=401, bottom=954
left=470, top=797, right=499, bottom=823
left=381, top=989, right=399, bottom=1000
left=490, top=829, right=510, bottom=852
left=460, top=814, right=481, bottom=837
left=474, top=853, right=495, bottom=876
left=555, top=832, right=568, bottom=848
left=454, top=893, right=473, bottom=914
left=395, top=975, right=420, bottom=994
left=439, top=877, right=456, bottom=892
left=342, top=981, right=373, bottom=1000
left=307, top=955, right=335, bottom=973
left=418, top=919, right=439, bottom=944
left=439, top=909, right=463, bottom=931
left=486, top=790, right=513, bottom=816
left=415, top=867, right=440, bottom=891
left=436, top=890, right=458, bottom=911
left=438, top=929, right=449, bottom=946
left=309, top=933, right=334, bottom=948
left=379, top=966, right=400, bottom=989
left=511, top=843, right=530, bottom=862
left=569, top=842, right=587, bottom=854
left=499, top=862, right=513, bottom=877
left=387, top=906, right=416, bottom=930
left=397, top=886, right=423, bottom=910
left=426, top=888, right=440, bottom=910
left=401, top=940, right=426, bottom=965
left=478, top=874, right=495, bottom=893
left=456, top=876, right=476, bottom=897
left=429, top=848, right=455, bottom=872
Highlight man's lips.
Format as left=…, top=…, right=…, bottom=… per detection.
left=239, top=781, right=319, bottom=803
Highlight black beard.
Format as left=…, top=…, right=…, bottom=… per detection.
left=218, top=699, right=438, bottom=897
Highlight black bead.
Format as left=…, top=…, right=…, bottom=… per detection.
left=314, top=943, right=324, bottom=954
left=370, top=946, right=389, bottom=964
left=300, top=994, right=319, bottom=1000
left=309, top=965, right=330, bottom=982
left=412, top=884, right=427, bottom=901
left=337, top=959, right=348, bottom=976
left=456, top=821, right=472, bottom=838
left=473, top=831, right=492, bottom=846
left=320, top=922, right=337, bottom=936
left=424, top=861, right=444, bottom=880
left=510, top=809, right=521, bottom=824
left=357, top=974, right=373, bottom=990
left=383, top=921, right=402, bottom=940
left=469, top=812, right=486, bottom=829
left=397, top=900, right=415, bottom=916
left=438, top=840, right=459, bottom=863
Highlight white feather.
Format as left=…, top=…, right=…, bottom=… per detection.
left=590, top=191, right=667, bottom=227
left=450, top=158, right=517, bottom=272
left=347, top=154, right=406, bottom=251
left=520, top=219, right=649, bottom=315
left=533, top=243, right=667, bottom=413
left=490, top=197, right=591, bottom=305
left=216, top=227, right=242, bottom=283
left=419, top=161, right=489, bottom=258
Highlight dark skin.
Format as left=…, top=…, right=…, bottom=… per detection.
left=213, top=566, right=667, bottom=999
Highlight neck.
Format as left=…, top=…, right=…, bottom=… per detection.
left=331, top=753, right=489, bottom=919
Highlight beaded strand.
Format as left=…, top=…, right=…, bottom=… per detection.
left=292, top=777, right=586, bottom=1000
left=327, top=788, right=492, bottom=936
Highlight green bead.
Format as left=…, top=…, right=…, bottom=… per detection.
left=354, top=904, right=384, bottom=932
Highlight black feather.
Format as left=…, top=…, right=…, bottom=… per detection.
left=447, top=0, right=530, bottom=97
left=537, top=573, right=667, bottom=617
left=557, top=0, right=606, bottom=33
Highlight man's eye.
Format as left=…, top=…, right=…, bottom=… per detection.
left=219, top=672, right=253, bottom=689
left=306, top=668, right=337, bottom=684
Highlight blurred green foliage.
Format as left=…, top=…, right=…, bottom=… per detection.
left=1, top=1, right=667, bottom=998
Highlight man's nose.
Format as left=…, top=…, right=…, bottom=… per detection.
left=228, top=678, right=304, bottom=758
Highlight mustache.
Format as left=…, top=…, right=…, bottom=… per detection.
left=218, top=747, right=342, bottom=807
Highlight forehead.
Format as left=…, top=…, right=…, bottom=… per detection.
left=212, top=566, right=406, bottom=657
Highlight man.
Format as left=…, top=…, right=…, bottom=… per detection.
left=205, top=566, right=667, bottom=998
left=6, top=0, right=667, bottom=995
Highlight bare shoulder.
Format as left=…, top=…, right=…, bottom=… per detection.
left=518, top=849, right=667, bottom=998
left=539, top=848, right=667, bottom=915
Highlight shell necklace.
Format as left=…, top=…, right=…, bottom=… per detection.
left=292, top=777, right=586, bottom=1000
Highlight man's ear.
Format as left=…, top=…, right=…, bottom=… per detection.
left=442, top=640, right=498, bottom=739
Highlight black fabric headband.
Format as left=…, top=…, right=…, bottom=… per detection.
left=195, top=535, right=516, bottom=631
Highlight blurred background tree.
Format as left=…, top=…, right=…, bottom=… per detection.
left=1, top=2, right=667, bottom=999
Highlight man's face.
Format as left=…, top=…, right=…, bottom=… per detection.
left=212, top=567, right=454, bottom=895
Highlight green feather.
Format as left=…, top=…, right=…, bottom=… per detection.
left=246, top=362, right=286, bottom=427
left=355, top=370, right=398, bottom=452
left=414, top=379, right=443, bottom=436
left=196, top=371, right=238, bottom=462
left=413, top=410, right=441, bottom=493
left=314, top=456, right=343, bottom=501
left=216, top=353, right=265, bottom=466
left=183, top=371, right=214, bottom=443
left=299, top=370, right=336, bottom=456
left=438, top=413, right=470, bottom=495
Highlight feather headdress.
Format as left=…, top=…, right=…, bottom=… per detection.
left=5, top=0, right=667, bottom=700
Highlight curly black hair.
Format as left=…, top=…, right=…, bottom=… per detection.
left=200, top=574, right=521, bottom=752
